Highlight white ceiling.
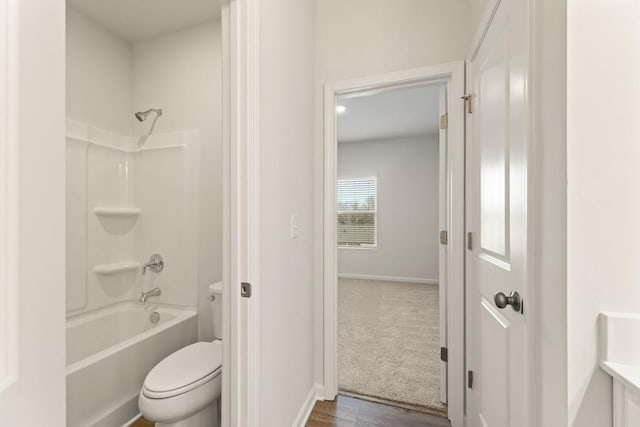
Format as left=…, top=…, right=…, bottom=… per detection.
left=337, top=83, right=443, bottom=143
left=67, top=0, right=221, bottom=42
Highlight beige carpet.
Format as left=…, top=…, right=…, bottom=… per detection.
left=338, top=278, right=445, bottom=412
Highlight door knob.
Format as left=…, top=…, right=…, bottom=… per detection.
left=494, top=291, right=522, bottom=312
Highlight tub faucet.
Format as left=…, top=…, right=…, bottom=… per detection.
left=140, top=287, right=161, bottom=303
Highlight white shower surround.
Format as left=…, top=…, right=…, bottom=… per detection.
left=65, top=120, right=201, bottom=425
left=66, top=301, right=197, bottom=427
left=65, top=120, right=200, bottom=314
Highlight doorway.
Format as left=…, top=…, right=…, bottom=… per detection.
left=63, top=1, right=224, bottom=426
left=323, top=62, right=465, bottom=426
left=335, top=82, right=446, bottom=413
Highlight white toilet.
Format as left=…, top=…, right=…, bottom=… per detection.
left=138, top=282, right=223, bottom=427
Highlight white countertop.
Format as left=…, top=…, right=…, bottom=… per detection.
left=601, top=361, right=640, bottom=395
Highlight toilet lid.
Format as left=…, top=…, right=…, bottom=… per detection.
left=143, top=341, right=222, bottom=398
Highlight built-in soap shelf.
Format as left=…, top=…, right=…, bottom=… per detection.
left=93, top=261, right=140, bottom=276
left=93, top=207, right=141, bottom=218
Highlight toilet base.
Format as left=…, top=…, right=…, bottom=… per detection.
left=156, top=399, right=219, bottom=427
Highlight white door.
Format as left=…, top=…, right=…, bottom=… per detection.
left=438, top=86, right=448, bottom=405
left=466, top=0, right=530, bottom=425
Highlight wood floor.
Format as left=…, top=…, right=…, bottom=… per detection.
left=130, top=417, right=154, bottom=427
left=131, top=395, right=450, bottom=427
left=306, top=395, right=451, bottom=427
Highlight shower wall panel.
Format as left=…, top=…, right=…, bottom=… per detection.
left=65, top=121, right=199, bottom=315
left=86, top=145, right=138, bottom=310
left=134, top=131, right=200, bottom=308
left=66, top=139, right=88, bottom=312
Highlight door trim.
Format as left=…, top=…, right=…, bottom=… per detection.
left=0, top=0, right=19, bottom=392
left=322, top=62, right=465, bottom=427
left=221, top=0, right=261, bottom=425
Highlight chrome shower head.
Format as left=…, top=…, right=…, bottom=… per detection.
left=135, top=108, right=163, bottom=122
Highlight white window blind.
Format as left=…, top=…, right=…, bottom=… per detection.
left=337, top=177, right=377, bottom=247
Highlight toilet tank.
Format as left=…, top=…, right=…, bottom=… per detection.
left=209, top=282, right=223, bottom=340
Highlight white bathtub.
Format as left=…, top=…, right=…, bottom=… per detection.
left=66, top=301, right=197, bottom=427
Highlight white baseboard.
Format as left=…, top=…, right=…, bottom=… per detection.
left=338, top=273, right=438, bottom=285
left=314, top=383, right=325, bottom=401
left=292, top=384, right=319, bottom=427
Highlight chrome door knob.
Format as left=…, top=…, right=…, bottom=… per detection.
left=494, top=291, right=522, bottom=312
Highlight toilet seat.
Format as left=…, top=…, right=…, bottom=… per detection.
left=142, top=341, right=222, bottom=399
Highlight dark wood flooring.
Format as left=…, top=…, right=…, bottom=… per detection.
left=131, top=394, right=450, bottom=427
left=306, top=395, right=451, bottom=427
left=130, top=417, right=154, bottom=427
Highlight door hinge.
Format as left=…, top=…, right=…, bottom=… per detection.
left=468, top=370, right=474, bottom=389
left=440, top=113, right=448, bottom=129
left=462, top=94, right=473, bottom=114
left=440, top=230, right=448, bottom=245
left=440, top=347, right=448, bottom=363
left=467, top=232, right=473, bottom=250
left=241, top=282, right=252, bottom=298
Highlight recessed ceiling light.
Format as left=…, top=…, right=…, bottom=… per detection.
left=336, top=105, right=346, bottom=114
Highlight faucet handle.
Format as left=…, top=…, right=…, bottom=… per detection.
left=143, top=254, right=164, bottom=275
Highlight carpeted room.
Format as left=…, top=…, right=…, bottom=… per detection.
left=335, top=83, right=446, bottom=414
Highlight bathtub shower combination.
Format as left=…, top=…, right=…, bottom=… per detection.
left=66, top=303, right=196, bottom=426
left=65, top=121, right=201, bottom=426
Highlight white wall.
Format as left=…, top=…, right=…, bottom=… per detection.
left=132, top=22, right=222, bottom=340
left=66, top=7, right=132, bottom=136
left=258, top=0, right=316, bottom=424
left=313, top=0, right=470, bottom=390
left=0, top=0, right=66, bottom=425
left=468, top=0, right=491, bottom=44
left=315, top=0, right=470, bottom=83
left=337, top=136, right=439, bottom=282
left=567, top=2, right=640, bottom=426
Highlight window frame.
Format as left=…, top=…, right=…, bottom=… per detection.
left=336, top=176, right=378, bottom=249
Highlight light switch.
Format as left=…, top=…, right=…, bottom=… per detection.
left=290, top=214, right=300, bottom=239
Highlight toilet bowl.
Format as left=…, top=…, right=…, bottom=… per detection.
left=139, top=282, right=223, bottom=427
left=139, top=341, right=222, bottom=426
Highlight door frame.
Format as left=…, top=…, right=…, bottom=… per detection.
left=0, top=0, right=18, bottom=393
left=322, top=61, right=465, bottom=426
left=220, top=0, right=261, bottom=426
left=438, top=86, right=449, bottom=404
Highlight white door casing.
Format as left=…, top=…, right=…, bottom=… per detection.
left=323, top=62, right=465, bottom=427
left=465, top=0, right=531, bottom=426
left=220, top=1, right=234, bottom=426
left=0, top=0, right=18, bottom=394
left=438, top=86, right=448, bottom=405
left=221, top=0, right=261, bottom=425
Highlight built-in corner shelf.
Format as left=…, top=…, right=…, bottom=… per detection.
left=93, top=262, right=140, bottom=276
left=93, top=207, right=141, bottom=218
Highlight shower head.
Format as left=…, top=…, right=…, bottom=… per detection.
left=135, top=108, right=163, bottom=122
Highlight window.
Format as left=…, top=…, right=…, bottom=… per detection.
left=337, top=177, right=377, bottom=247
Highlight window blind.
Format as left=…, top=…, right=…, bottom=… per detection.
left=337, top=177, right=377, bottom=247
